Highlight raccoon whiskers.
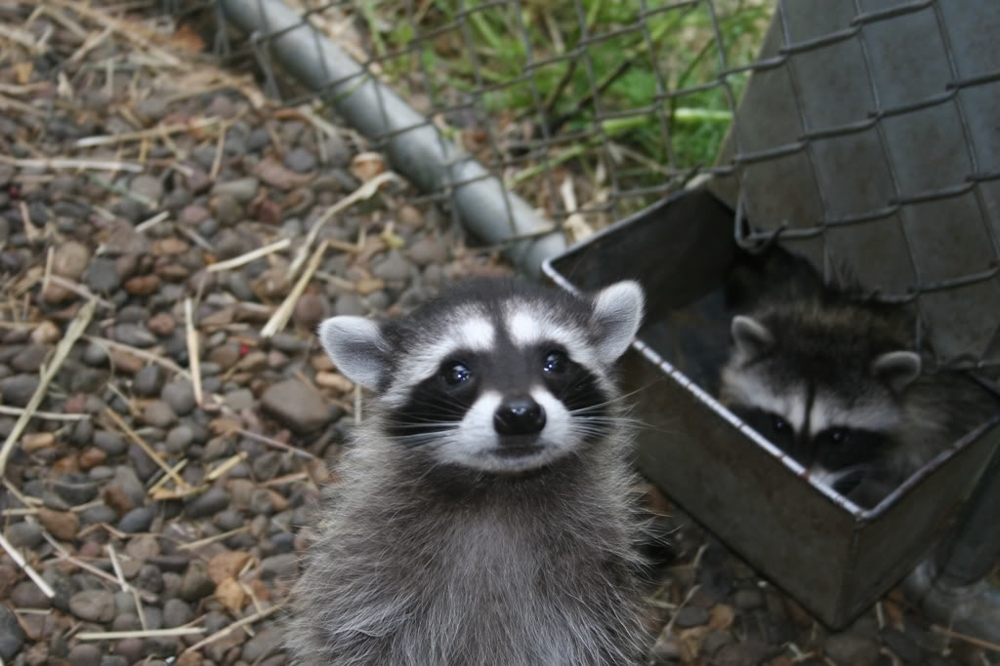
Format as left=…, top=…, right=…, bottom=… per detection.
left=568, top=406, right=666, bottom=437
left=385, top=431, right=456, bottom=448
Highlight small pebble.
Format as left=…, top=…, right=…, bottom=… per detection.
left=113, top=323, right=157, bottom=348
left=334, top=293, right=366, bottom=316
left=165, top=425, right=194, bottom=453
left=407, top=236, right=449, bottom=266
left=261, top=380, right=334, bottom=434
left=93, top=431, right=127, bottom=456
left=66, top=644, right=102, bottom=666
left=162, top=598, right=194, bottom=628
left=284, top=147, right=317, bottom=173
left=6, top=521, right=43, bottom=549
left=225, top=388, right=255, bottom=412
left=68, top=590, right=116, bottom=623
left=37, top=508, right=78, bottom=540
left=133, top=365, right=166, bottom=397
left=118, top=507, right=155, bottom=533
left=260, top=553, right=299, bottom=580
left=83, top=258, right=120, bottom=293
left=294, top=293, right=328, bottom=329
left=52, top=240, right=91, bottom=280
left=143, top=400, right=178, bottom=428
left=179, top=563, right=216, bottom=602
left=11, top=345, right=47, bottom=373
left=11, top=581, right=51, bottom=609
left=82, top=342, right=109, bottom=366
left=147, top=312, right=176, bottom=336
left=130, top=174, right=164, bottom=204
left=372, top=250, right=414, bottom=282
left=0, top=374, right=40, bottom=407
left=673, top=606, right=709, bottom=628
left=0, top=605, right=25, bottom=661
left=242, top=626, right=284, bottom=662
left=162, top=380, right=197, bottom=416
left=185, top=487, right=230, bottom=519
left=212, top=177, right=259, bottom=204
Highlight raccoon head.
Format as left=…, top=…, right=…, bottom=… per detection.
left=318, top=278, right=645, bottom=473
left=720, top=309, right=922, bottom=497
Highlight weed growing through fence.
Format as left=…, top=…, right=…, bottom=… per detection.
left=365, top=0, right=771, bottom=219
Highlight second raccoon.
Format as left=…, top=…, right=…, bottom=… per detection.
left=719, top=255, right=999, bottom=508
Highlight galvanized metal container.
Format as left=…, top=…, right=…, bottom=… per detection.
left=542, top=188, right=1000, bottom=628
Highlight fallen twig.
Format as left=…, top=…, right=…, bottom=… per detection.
left=182, top=604, right=282, bottom=655
left=236, top=429, right=318, bottom=460
left=185, top=298, right=203, bottom=408
left=77, top=627, right=205, bottom=641
left=76, top=117, right=222, bottom=148
left=930, top=625, right=1000, bottom=653
left=134, top=211, right=170, bottom=234
left=207, top=238, right=291, bottom=273
left=0, top=156, right=144, bottom=172
left=103, top=407, right=189, bottom=489
left=0, top=405, right=90, bottom=421
left=261, top=240, right=329, bottom=339
left=47, top=276, right=116, bottom=310
left=205, top=452, right=247, bottom=482
left=0, top=299, right=96, bottom=477
left=288, top=171, right=397, bottom=279
left=0, top=531, right=55, bottom=598
left=83, top=335, right=190, bottom=379
left=176, top=526, right=250, bottom=552
left=41, top=532, right=158, bottom=603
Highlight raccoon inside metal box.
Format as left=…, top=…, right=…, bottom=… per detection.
left=542, top=188, right=1000, bottom=629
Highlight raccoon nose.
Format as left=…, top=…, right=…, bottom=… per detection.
left=493, top=396, right=546, bottom=436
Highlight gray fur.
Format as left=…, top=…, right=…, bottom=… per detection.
left=287, top=278, right=651, bottom=665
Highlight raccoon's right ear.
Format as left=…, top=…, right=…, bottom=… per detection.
left=591, top=280, right=645, bottom=364
left=318, top=316, right=389, bottom=390
left=730, top=315, right=774, bottom=357
left=872, top=350, right=921, bottom=393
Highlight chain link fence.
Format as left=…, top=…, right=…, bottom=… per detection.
left=181, top=0, right=1000, bottom=377
left=175, top=0, right=768, bottom=267
left=708, top=1, right=1000, bottom=380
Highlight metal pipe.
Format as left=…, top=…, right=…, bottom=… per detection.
left=215, top=0, right=565, bottom=278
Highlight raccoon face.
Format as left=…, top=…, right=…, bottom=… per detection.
left=318, top=279, right=645, bottom=473
left=720, top=314, right=922, bottom=497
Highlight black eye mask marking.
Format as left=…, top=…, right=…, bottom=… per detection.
left=386, top=352, right=483, bottom=444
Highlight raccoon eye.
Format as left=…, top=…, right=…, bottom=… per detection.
left=441, top=362, right=471, bottom=386
left=772, top=415, right=790, bottom=433
left=829, top=428, right=851, bottom=445
left=543, top=350, right=569, bottom=375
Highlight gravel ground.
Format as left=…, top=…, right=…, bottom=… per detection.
left=0, top=4, right=995, bottom=666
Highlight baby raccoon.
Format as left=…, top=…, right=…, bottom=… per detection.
left=287, top=277, right=651, bottom=666
left=719, top=277, right=999, bottom=508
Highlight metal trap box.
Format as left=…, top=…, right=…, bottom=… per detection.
left=542, top=189, right=1000, bottom=629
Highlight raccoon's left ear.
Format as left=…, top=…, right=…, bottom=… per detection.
left=872, top=350, right=921, bottom=393
left=731, top=315, right=774, bottom=358
left=318, top=316, right=389, bottom=390
left=591, top=280, right=645, bottom=364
